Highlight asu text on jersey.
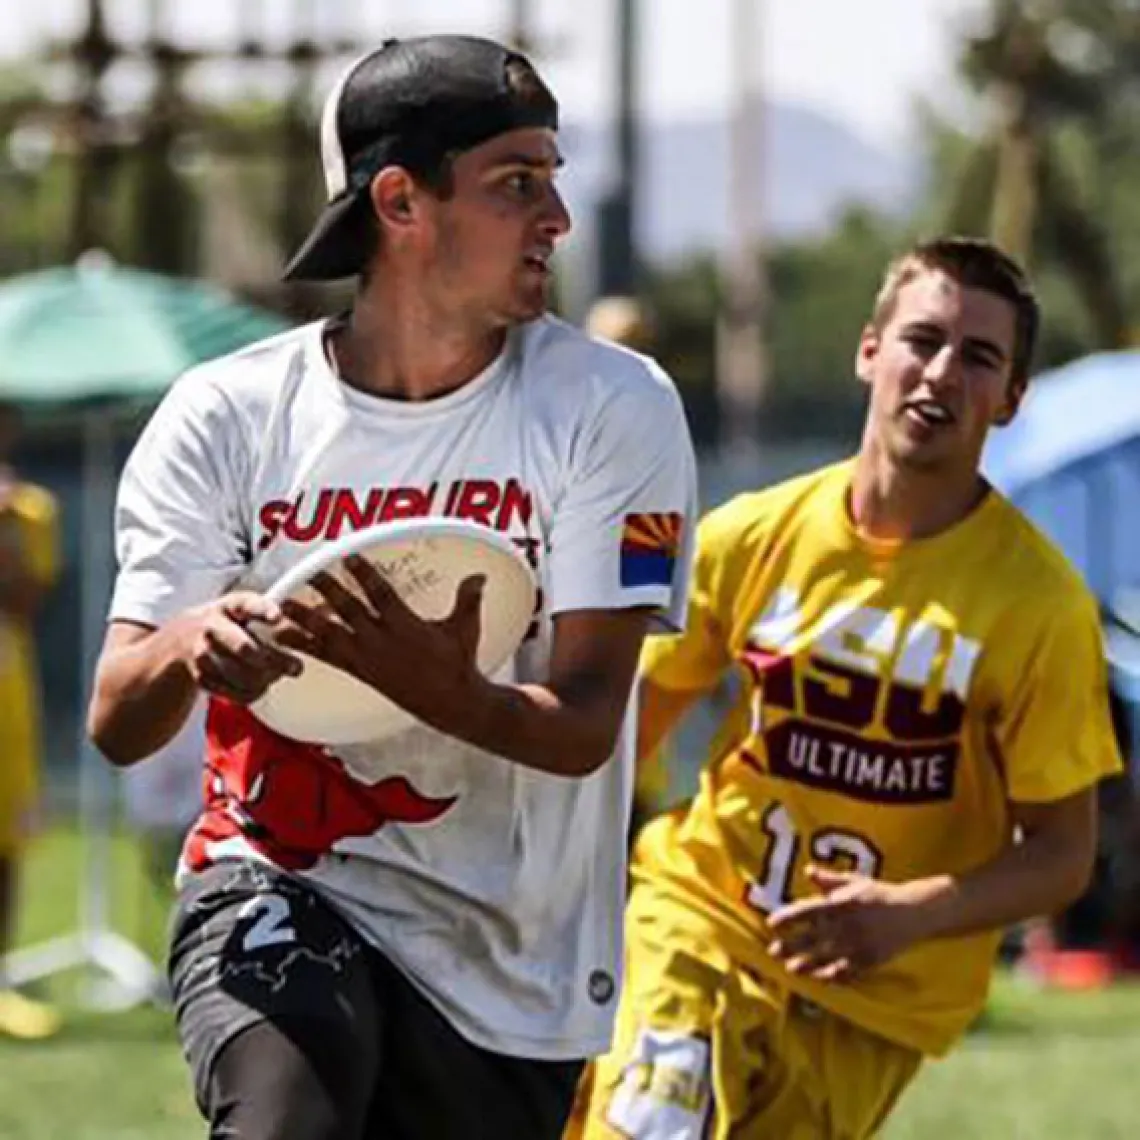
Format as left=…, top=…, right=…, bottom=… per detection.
left=637, top=460, right=1121, bottom=1055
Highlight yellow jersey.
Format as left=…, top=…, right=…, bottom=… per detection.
left=635, top=459, right=1122, bottom=1056
left=0, top=482, right=60, bottom=814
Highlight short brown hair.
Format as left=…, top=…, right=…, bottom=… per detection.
left=871, top=236, right=1040, bottom=389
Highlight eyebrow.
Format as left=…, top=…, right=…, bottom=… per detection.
left=486, top=151, right=566, bottom=172
left=904, top=320, right=1008, bottom=365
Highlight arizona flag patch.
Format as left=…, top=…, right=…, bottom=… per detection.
left=620, top=512, right=683, bottom=588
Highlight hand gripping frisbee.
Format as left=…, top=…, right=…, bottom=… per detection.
left=248, top=517, right=537, bottom=745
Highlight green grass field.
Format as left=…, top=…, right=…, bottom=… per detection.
left=4, top=827, right=1140, bottom=1138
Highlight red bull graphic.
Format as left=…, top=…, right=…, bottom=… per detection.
left=183, top=700, right=456, bottom=872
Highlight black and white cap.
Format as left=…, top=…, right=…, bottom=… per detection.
left=283, top=35, right=559, bottom=282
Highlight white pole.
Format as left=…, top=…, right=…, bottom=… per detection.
left=716, top=0, right=768, bottom=466
left=77, top=407, right=117, bottom=938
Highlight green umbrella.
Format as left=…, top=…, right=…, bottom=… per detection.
left=0, top=255, right=289, bottom=406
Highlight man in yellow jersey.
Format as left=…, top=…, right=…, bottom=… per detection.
left=0, top=400, right=61, bottom=1040
left=567, top=237, right=1122, bottom=1138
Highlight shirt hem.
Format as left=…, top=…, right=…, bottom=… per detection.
left=630, top=877, right=970, bottom=1058
left=177, top=851, right=613, bottom=1062
left=358, top=921, right=614, bottom=1060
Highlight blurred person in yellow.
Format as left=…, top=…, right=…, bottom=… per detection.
left=567, top=237, right=1123, bottom=1139
left=0, top=399, right=61, bottom=1040
left=585, top=295, right=656, bottom=354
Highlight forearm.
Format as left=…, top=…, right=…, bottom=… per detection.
left=88, top=621, right=200, bottom=767
left=636, top=679, right=705, bottom=764
left=904, top=829, right=1094, bottom=942
left=435, top=674, right=623, bottom=778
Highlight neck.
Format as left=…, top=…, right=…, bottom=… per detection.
left=330, top=277, right=508, bottom=401
left=849, top=435, right=988, bottom=542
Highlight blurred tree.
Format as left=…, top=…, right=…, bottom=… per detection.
left=0, top=66, right=73, bottom=272
left=915, top=112, right=1100, bottom=372
left=130, top=33, right=198, bottom=275
left=641, top=254, right=720, bottom=444
left=642, top=208, right=905, bottom=445
left=0, top=2, right=355, bottom=294
left=762, top=208, right=903, bottom=440
left=939, top=0, right=1140, bottom=350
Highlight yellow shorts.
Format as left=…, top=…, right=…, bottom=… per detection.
left=566, top=917, right=922, bottom=1140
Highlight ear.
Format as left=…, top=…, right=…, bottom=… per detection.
left=855, top=324, right=879, bottom=387
left=368, top=166, right=419, bottom=232
left=993, top=375, right=1027, bottom=427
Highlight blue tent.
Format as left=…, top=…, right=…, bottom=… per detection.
left=984, top=349, right=1140, bottom=604
left=983, top=350, right=1140, bottom=704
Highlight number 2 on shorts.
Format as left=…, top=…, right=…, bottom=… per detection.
left=238, top=893, right=297, bottom=952
left=747, top=803, right=882, bottom=913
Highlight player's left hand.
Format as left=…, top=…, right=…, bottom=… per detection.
left=275, top=553, right=487, bottom=725
left=766, top=865, right=930, bottom=982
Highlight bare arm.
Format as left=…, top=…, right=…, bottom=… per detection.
left=88, top=594, right=302, bottom=767
left=768, top=787, right=1099, bottom=980
left=87, top=620, right=200, bottom=765
left=277, top=560, right=657, bottom=777
left=453, top=607, right=656, bottom=776
left=896, top=789, right=1098, bottom=940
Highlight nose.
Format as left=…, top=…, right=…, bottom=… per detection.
left=539, top=183, right=572, bottom=240
left=923, top=344, right=961, bottom=391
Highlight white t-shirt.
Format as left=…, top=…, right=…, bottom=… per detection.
left=110, top=314, right=697, bottom=1059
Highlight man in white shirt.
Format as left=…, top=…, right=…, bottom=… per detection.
left=88, top=34, right=697, bottom=1140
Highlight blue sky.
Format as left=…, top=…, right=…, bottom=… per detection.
left=1, top=0, right=989, bottom=143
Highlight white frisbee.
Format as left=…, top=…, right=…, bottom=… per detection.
left=248, top=517, right=538, bottom=745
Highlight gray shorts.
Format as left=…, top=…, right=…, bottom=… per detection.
left=169, top=860, right=583, bottom=1140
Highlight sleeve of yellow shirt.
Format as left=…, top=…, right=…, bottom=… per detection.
left=640, top=500, right=745, bottom=695
left=635, top=496, right=767, bottom=804
left=998, top=587, right=1124, bottom=803
left=633, top=733, right=670, bottom=808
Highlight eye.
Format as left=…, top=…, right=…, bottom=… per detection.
left=903, top=331, right=941, bottom=356
left=963, top=346, right=1001, bottom=371
left=503, top=171, right=542, bottom=199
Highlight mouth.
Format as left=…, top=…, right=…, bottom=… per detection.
left=903, top=399, right=956, bottom=430
left=522, top=253, right=552, bottom=276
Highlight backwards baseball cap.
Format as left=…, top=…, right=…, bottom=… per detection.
left=283, top=35, right=559, bottom=282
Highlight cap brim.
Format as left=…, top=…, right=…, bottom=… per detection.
left=282, top=192, right=372, bottom=282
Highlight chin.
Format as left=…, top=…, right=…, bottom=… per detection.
left=885, top=432, right=942, bottom=469
left=887, top=424, right=961, bottom=470
left=506, top=293, right=549, bottom=323
left=894, top=443, right=963, bottom=473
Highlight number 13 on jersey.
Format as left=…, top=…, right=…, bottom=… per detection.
left=747, top=803, right=883, bottom=914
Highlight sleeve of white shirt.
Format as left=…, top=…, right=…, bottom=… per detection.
left=546, top=359, right=698, bottom=632
left=109, top=371, right=253, bottom=628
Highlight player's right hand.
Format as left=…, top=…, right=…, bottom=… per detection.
left=181, top=591, right=303, bottom=704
